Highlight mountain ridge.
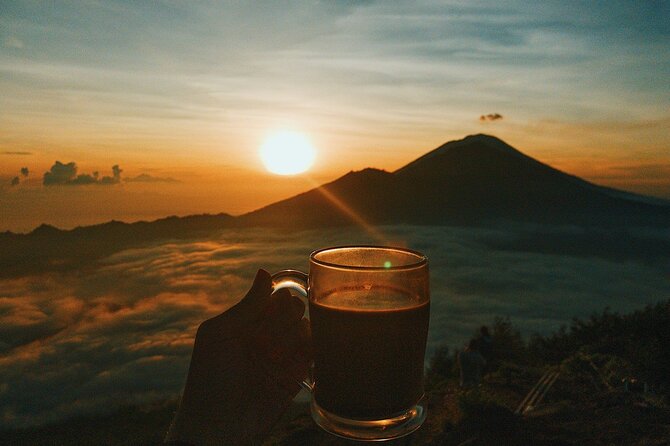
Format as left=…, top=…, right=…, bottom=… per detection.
left=395, top=134, right=532, bottom=174
left=238, top=134, right=670, bottom=227
left=4, top=134, right=669, bottom=237
left=2, top=134, right=668, bottom=277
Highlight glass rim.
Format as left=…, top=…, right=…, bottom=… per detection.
left=310, top=245, right=428, bottom=271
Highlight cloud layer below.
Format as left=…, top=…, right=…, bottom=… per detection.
left=0, top=224, right=668, bottom=428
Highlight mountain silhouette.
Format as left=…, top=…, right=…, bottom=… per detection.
left=239, top=134, right=669, bottom=227
left=1, top=134, right=668, bottom=277
left=0, top=214, right=234, bottom=277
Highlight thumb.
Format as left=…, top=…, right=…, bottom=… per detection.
left=227, top=269, right=273, bottom=317
left=244, top=269, right=273, bottom=304
left=198, top=269, right=274, bottom=340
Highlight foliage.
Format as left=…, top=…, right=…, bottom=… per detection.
left=528, top=301, right=670, bottom=393
left=427, top=344, right=453, bottom=377
left=489, top=316, right=526, bottom=367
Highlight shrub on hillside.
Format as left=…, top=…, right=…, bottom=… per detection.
left=486, top=317, right=527, bottom=370
left=529, top=301, right=670, bottom=393
left=427, top=345, right=453, bottom=379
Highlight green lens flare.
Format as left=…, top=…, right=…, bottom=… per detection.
left=384, top=261, right=392, bottom=268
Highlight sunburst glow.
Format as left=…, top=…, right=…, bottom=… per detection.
left=259, top=131, right=316, bottom=175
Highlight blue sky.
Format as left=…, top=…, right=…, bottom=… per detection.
left=2, top=1, right=668, bottom=153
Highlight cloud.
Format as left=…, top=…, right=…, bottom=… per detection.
left=4, top=36, right=24, bottom=49
left=8, top=168, right=29, bottom=187
left=43, top=161, right=77, bottom=185
left=2, top=0, right=667, bottom=165
left=1, top=152, right=32, bottom=156
left=610, top=163, right=670, bottom=180
left=0, top=225, right=667, bottom=428
left=125, top=173, right=179, bottom=183
left=43, top=162, right=122, bottom=186
left=586, top=162, right=670, bottom=194
left=479, top=113, right=503, bottom=122
left=99, top=165, right=122, bottom=185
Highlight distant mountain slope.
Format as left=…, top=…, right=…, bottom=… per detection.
left=238, top=167, right=399, bottom=227
left=240, top=134, right=670, bottom=227
left=0, top=213, right=235, bottom=277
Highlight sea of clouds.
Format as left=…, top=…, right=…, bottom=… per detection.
left=1, top=225, right=668, bottom=428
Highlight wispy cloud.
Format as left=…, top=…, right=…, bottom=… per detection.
left=480, top=113, right=503, bottom=122
left=125, top=173, right=179, bottom=184
left=0, top=0, right=667, bottom=161
left=4, top=36, right=24, bottom=49
left=597, top=163, right=670, bottom=181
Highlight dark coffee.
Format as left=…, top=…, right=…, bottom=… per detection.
left=309, top=286, right=430, bottom=420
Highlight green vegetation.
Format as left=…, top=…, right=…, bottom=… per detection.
left=528, top=301, right=670, bottom=393
left=2, top=301, right=669, bottom=445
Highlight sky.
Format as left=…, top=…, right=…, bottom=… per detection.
left=1, top=0, right=669, bottom=231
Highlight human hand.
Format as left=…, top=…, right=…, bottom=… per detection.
left=166, top=269, right=310, bottom=446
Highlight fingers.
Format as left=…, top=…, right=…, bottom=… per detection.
left=290, top=317, right=312, bottom=363
left=256, top=317, right=312, bottom=390
left=259, top=292, right=310, bottom=369
left=252, top=290, right=309, bottom=367
left=199, top=269, right=273, bottom=336
left=263, top=288, right=305, bottom=327
left=219, top=269, right=273, bottom=318
left=241, top=269, right=273, bottom=307
left=200, top=269, right=305, bottom=344
left=285, top=318, right=312, bottom=382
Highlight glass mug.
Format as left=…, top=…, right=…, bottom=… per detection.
left=272, top=246, right=430, bottom=441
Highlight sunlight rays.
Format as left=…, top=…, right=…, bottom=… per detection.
left=302, top=175, right=392, bottom=245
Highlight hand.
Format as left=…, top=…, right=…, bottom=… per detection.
left=166, top=269, right=310, bottom=446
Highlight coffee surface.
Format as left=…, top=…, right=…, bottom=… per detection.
left=314, top=286, right=424, bottom=311
left=310, top=286, right=430, bottom=419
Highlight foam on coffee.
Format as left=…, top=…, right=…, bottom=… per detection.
left=315, top=285, right=424, bottom=311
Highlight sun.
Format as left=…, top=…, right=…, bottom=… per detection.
left=259, top=131, right=316, bottom=175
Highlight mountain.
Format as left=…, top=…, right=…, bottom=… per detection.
left=0, top=214, right=235, bottom=277
left=1, top=134, right=668, bottom=277
left=239, top=134, right=670, bottom=227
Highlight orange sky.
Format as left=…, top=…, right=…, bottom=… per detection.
left=1, top=1, right=669, bottom=232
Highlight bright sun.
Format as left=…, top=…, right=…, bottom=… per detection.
left=259, top=131, right=316, bottom=175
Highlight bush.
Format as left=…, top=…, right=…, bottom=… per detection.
left=487, top=317, right=526, bottom=370
left=529, top=301, right=670, bottom=393
left=427, top=345, right=453, bottom=378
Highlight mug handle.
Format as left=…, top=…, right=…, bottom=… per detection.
left=271, top=270, right=313, bottom=392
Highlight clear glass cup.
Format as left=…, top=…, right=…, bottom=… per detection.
left=272, top=245, right=430, bottom=441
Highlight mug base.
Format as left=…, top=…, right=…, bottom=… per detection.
left=310, top=399, right=426, bottom=442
